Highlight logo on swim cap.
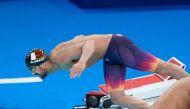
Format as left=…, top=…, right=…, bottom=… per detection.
left=25, top=48, right=49, bottom=68
left=30, top=50, right=45, bottom=64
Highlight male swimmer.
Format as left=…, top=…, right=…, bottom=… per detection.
left=25, top=34, right=189, bottom=109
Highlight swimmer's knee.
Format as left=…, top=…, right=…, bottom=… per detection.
left=154, top=60, right=169, bottom=74
left=155, top=60, right=187, bottom=76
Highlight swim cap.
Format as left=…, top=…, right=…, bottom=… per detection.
left=25, top=48, right=49, bottom=69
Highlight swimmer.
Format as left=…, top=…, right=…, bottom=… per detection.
left=25, top=34, right=189, bottom=109
left=152, top=76, right=190, bottom=109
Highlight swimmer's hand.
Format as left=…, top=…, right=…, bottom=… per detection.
left=70, top=61, right=86, bottom=79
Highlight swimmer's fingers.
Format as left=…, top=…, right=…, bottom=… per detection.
left=70, top=70, right=82, bottom=79
left=70, top=68, right=80, bottom=79
left=70, top=70, right=83, bottom=79
left=77, top=72, right=82, bottom=77
left=74, top=68, right=82, bottom=78
left=70, top=67, right=78, bottom=79
left=77, top=67, right=84, bottom=77
left=70, top=72, right=77, bottom=79
left=69, top=72, right=73, bottom=78
left=75, top=66, right=85, bottom=78
left=70, top=62, right=86, bottom=79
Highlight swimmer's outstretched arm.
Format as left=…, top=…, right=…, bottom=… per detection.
left=70, top=40, right=95, bottom=78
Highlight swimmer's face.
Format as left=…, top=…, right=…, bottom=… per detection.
left=30, top=61, right=51, bottom=79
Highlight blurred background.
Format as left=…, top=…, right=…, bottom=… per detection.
left=0, top=0, right=190, bottom=108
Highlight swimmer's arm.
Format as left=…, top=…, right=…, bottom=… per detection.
left=78, top=40, right=95, bottom=64
left=70, top=40, right=95, bottom=78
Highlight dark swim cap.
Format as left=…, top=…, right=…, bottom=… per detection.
left=25, top=48, right=49, bottom=69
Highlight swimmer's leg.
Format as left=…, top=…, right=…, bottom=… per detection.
left=152, top=76, right=190, bottom=109
left=110, top=90, right=150, bottom=109
left=154, top=60, right=189, bottom=80
left=103, top=60, right=150, bottom=109
left=115, top=36, right=189, bottom=80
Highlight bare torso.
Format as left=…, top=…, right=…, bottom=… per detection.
left=52, top=34, right=112, bottom=70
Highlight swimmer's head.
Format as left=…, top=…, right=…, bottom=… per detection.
left=25, top=48, right=50, bottom=79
